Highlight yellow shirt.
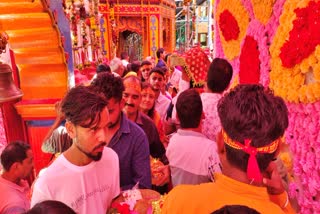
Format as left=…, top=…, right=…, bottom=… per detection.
left=161, top=173, right=295, bottom=214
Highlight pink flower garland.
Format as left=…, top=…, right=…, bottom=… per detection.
left=265, top=0, right=286, bottom=42
left=214, top=0, right=225, bottom=59
left=241, top=0, right=254, bottom=18
left=214, top=24, right=225, bottom=59
left=286, top=101, right=320, bottom=214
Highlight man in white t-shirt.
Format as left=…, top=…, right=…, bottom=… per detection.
left=166, top=89, right=221, bottom=187
left=149, top=67, right=171, bottom=121
left=31, top=85, right=120, bottom=214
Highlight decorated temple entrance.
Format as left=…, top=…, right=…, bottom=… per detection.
left=119, top=30, right=143, bottom=62
left=99, top=0, right=176, bottom=60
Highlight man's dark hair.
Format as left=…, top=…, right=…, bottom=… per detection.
left=160, top=66, right=168, bottom=74
left=120, top=52, right=128, bottom=60
left=128, top=61, right=141, bottom=73
left=149, top=67, right=165, bottom=78
left=90, top=72, right=124, bottom=102
left=25, top=200, right=76, bottom=214
left=61, top=85, right=108, bottom=128
left=176, top=89, right=202, bottom=128
left=211, top=205, right=260, bottom=214
left=156, top=48, right=165, bottom=59
left=96, top=64, right=111, bottom=74
left=1, top=141, right=31, bottom=171
left=140, top=60, right=152, bottom=67
left=207, top=58, right=233, bottom=93
left=217, top=84, right=288, bottom=172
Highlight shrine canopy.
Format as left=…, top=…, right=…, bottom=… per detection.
left=98, top=0, right=176, bottom=61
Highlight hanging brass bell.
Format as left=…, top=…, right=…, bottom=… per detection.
left=0, top=63, right=23, bottom=103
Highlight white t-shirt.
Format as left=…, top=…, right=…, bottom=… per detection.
left=31, top=147, right=120, bottom=214
left=166, top=129, right=221, bottom=187
left=170, top=80, right=223, bottom=142
left=155, top=92, right=171, bottom=121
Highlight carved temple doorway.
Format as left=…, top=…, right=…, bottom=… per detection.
left=119, top=30, right=143, bottom=62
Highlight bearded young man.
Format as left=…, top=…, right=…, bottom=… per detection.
left=41, top=73, right=152, bottom=191
left=31, top=85, right=120, bottom=214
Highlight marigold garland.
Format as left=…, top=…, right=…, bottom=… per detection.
left=280, top=1, right=320, bottom=68
left=216, top=0, right=249, bottom=60
left=270, top=0, right=320, bottom=104
left=251, top=0, right=275, bottom=25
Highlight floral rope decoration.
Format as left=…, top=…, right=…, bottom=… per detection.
left=216, top=0, right=249, bottom=60
left=269, top=0, right=320, bottom=103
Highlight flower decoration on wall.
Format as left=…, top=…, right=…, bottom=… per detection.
left=214, top=0, right=320, bottom=213
left=216, top=0, right=250, bottom=60
left=246, top=20, right=271, bottom=86
left=251, top=0, right=275, bottom=25
left=279, top=1, right=320, bottom=68
left=270, top=0, right=320, bottom=103
left=239, top=36, right=260, bottom=83
left=219, top=10, right=239, bottom=41
left=285, top=102, right=320, bottom=214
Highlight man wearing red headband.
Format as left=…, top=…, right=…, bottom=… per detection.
left=162, top=84, right=295, bottom=213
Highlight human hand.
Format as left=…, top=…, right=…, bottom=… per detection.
left=152, top=165, right=170, bottom=186
left=262, top=161, right=285, bottom=195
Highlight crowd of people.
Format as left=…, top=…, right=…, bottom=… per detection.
left=0, top=47, right=296, bottom=213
